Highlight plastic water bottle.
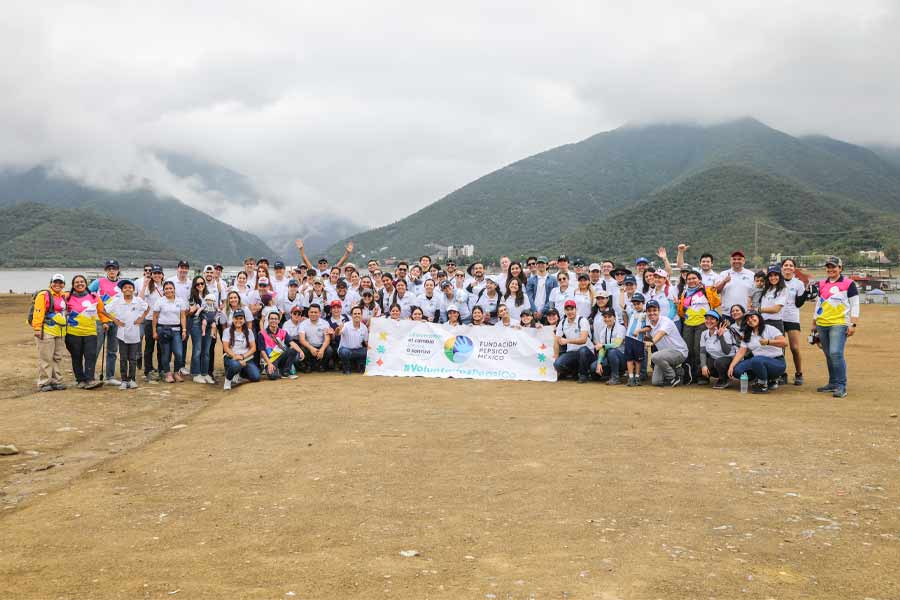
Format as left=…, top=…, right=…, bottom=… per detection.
left=740, top=373, right=749, bottom=394
left=290, top=364, right=296, bottom=376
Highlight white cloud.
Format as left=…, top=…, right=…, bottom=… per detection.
left=1, top=0, right=899, bottom=231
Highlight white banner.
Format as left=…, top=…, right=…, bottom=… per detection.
left=365, top=319, right=558, bottom=382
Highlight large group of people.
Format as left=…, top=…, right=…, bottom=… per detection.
left=30, top=240, right=860, bottom=397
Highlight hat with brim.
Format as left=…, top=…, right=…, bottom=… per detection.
left=705, top=310, right=722, bottom=321
left=51, top=273, right=66, bottom=284
left=631, top=293, right=645, bottom=303
left=447, top=304, right=460, bottom=313
left=117, top=279, right=135, bottom=290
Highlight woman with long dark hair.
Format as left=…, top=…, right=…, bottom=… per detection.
left=140, top=264, right=165, bottom=381
left=188, top=276, right=214, bottom=384
left=503, top=278, right=528, bottom=322
left=65, top=274, right=107, bottom=390
left=152, top=281, right=187, bottom=383
left=780, top=258, right=809, bottom=385
left=727, top=311, right=787, bottom=394
left=759, top=265, right=787, bottom=333
left=222, top=309, right=260, bottom=390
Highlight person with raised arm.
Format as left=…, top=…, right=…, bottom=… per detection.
left=296, top=239, right=353, bottom=277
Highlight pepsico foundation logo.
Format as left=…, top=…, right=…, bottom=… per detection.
left=443, top=335, right=474, bottom=364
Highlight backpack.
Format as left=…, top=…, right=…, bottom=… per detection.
left=26, top=289, right=51, bottom=328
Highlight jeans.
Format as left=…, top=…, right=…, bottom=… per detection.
left=190, top=318, right=214, bottom=376
left=65, top=334, right=98, bottom=383
left=305, top=345, right=335, bottom=371
left=651, top=348, right=686, bottom=385
left=143, top=321, right=162, bottom=376
left=818, top=325, right=848, bottom=388
left=590, top=347, right=625, bottom=378
left=264, top=348, right=303, bottom=380
left=554, top=347, right=595, bottom=378
left=224, top=356, right=261, bottom=382
left=157, top=325, right=184, bottom=374
left=338, top=346, right=368, bottom=373
left=95, top=321, right=119, bottom=379
left=682, top=323, right=704, bottom=382
left=119, top=341, right=140, bottom=382
left=733, top=356, right=786, bottom=383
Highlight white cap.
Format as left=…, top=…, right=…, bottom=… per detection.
left=596, top=290, right=612, bottom=298
left=447, top=304, right=460, bottom=313
left=589, top=263, right=602, bottom=271
left=262, top=306, right=280, bottom=320
left=51, top=273, right=65, bottom=283
left=654, top=269, right=668, bottom=277
left=204, top=293, right=217, bottom=302
left=203, top=264, right=215, bottom=271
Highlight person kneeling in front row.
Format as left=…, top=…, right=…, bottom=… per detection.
left=699, top=310, right=738, bottom=389
left=646, top=300, right=690, bottom=387
left=259, top=309, right=305, bottom=380
left=298, top=303, right=334, bottom=372
left=727, top=311, right=787, bottom=394
left=336, top=306, right=369, bottom=374
left=553, top=299, right=594, bottom=383
left=590, top=310, right=626, bottom=385
left=222, top=309, right=261, bottom=390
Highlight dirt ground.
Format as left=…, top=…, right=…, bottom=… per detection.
left=0, top=294, right=898, bottom=600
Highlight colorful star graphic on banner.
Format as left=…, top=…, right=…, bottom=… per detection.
left=377, top=344, right=386, bottom=354
left=376, top=358, right=384, bottom=366
left=537, top=353, right=546, bottom=363
left=365, top=356, right=373, bottom=366
left=379, top=331, right=388, bottom=341
left=538, top=366, right=547, bottom=376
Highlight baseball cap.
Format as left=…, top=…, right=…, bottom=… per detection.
left=105, top=259, right=120, bottom=269
left=204, top=293, right=217, bottom=302
left=312, top=276, right=324, bottom=284
left=654, top=269, right=668, bottom=277
left=203, top=264, right=214, bottom=272
left=290, top=305, right=302, bottom=313
left=596, top=290, right=612, bottom=298
left=330, top=300, right=343, bottom=308
left=623, top=275, right=637, bottom=285
left=232, top=309, right=246, bottom=319
left=705, top=310, right=722, bottom=321
left=151, top=264, right=163, bottom=273
left=731, top=250, right=745, bottom=258
left=601, top=310, right=617, bottom=318
left=262, top=306, right=280, bottom=320
left=274, top=260, right=285, bottom=269
left=646, top=300, right=660, bottom=309
left=767, top=265, right=782, bottom=274
left=589, top=263, right=601, bottom=271
left=574, top=259, right=585, bottom=267
left=336, top=278, right=348, bottom=288
left=258, top=257, right=269, bottom=263
left=679, top=263, right=693, bottom=272
left=536, top=256, right=548, bottom=264
left=631, top=293, right=645, bottom=303
left=563, top=299, right=577, bottom=308
left=635, top=257, right=650, bottom=265
left=558, top=254, right=569, bottom=262
left=288, top=279, right=300, bottom=286
left=440, top=280, right=452, bottom=289
left=447, top=303, right=460, bottom=313
left=214, top=264, right=223, bottom=270
left=317, top=257, right=329, bottom=264
left=178, top=260, right=190, bottom=268
left=258, top=277, right=270, bottom=286
left=116, top=279, right=135, bottom=289
left=51, top=273, right=66, bottom=283
left=825, top=255, right=842, bottom=267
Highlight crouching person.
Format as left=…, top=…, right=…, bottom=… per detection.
left=727, top=311, right=787, bottom=394
left=298, top=303, right=334, bottom=372
left=336, top=306, right=369, bottom=374
left=590, top=309, right=626, bottom=385
left=221, top=309, right=261, bottom=390
left=553, top=299, right=594, bottom=383
left=646, top=300, right=690, bottom=387
left=258, top=309, right=305, bottom=380
left=699, top=310, right=738, bottom=389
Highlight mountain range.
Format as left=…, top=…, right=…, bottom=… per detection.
left=327, top=118, right=900, bottom=263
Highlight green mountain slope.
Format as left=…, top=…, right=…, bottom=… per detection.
left=555, top=165, right=900, bottom=263
left=0, top=202, right=180, bottom=267
left=0, top=167, right=275, bottom=265
left=328, top=118, right=900, bottom=259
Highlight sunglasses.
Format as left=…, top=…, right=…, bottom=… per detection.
left=526, top=262, right=536, bottom=267
left=144, top=269, right=152, bottom=273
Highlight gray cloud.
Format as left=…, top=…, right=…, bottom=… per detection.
left=2, top=1, right=899, bottom=232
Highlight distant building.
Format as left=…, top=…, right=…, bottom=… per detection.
left=446, top=244, right=475, bottom=259
left=859, top=249, right=890, bottom=264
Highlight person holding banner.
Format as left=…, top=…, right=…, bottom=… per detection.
left=553, top=299, right=594, bottom=383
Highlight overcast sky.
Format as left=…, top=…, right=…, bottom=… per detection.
left=2, top=1, right=899, bottom=232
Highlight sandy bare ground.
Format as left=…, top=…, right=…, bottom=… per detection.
left=1, top=295, right=898, bottom=599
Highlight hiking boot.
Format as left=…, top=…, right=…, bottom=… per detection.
left=607, top=376, right=621, bottom=385
left=832, top=387, right=848, bottom=398
left=106, top=378, right=122, bottom=386
left=223, top=378, right=232, bottom=391
left=39, top=384, right=54, bottom=392
left=794, top=373, right=804, bottom=386
left=816, top=384, right=835, bottom=393
left=83, top=380, right=102, bottom=390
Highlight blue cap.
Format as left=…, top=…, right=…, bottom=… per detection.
left=623, top=275, right=637, bottom=284
left=151, top=264, right=163, bottom=273
left=646, top=299, right=660, bottom=309
left=116, top=279, right=134, bottom=289
left=635, top=257, right=650, bottom=265
left=631, top=292, right=645, bottom=303
left=705, top=310, right=722, bottom=321
left=767, top=264, right=781, bottom=274
left=288, top=278, right=299, bottom=286
left=232, top=309, right=246, bottom=319
left=105, top=259, right=120, bottom=269
left=274, top=260, right=286, bottom=269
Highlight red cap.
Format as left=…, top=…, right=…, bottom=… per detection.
left=563, top=299, right=577, bottom=308
left=731, top=250, right=745, bottom=258
left=330, top=300, right=343, bottom=308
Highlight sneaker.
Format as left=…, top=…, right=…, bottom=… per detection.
left=119, top=382, right=128, bottom=390
left=832, top=387, right=848, bottom=398
left=751, top=385, right=769, bottom=394
left=670, top=377, right=682, bottom=388
left=128, top=381, right=139, bottom=389
left=165, top=373, right=175, bottom=383
left=769, top=379, right=779, bottom=390
left=106, top=378, right=122, bottom=386
left=39, top=384, right=54, bottom=392
left=712, top=379, right=729, bottom=390
left=193, top=375, right=207, bottom=384
left=816, top=384, right=836, bottom=393
left=696, top=378, right=710, bottom=385
left=204, top=375, right=215, bottom=384
left=76, top=381, right=87, bottom=389
left=223, top=378, right=232, bottom=391
left=794, top=373, right=804, bottom=386
left=289, top=373, right=299, bottom=380
left=84, top=380, right=102, bottom=390
left=607, top=376, right=621, bottom=386
left=174, top=372, right=184, bottom=382
left=778, top=373, right=789, bottom=385
left=577, top=375, right=589, bottom=384
left=179, top=367, right=190, bottom=376
left=233, top=375, right=244, bottom=386
left=634, top=377, right=643, bottom=386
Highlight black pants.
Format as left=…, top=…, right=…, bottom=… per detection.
left=266, top=348, right=303, bottom=379
left=143, top=321, right=162, bottom=375
left=305, top=345, right=334, bottom=371
left=119, top=341, right=141, bottom=382
left=65, top=335, right=98, bottom=383
left=707, top=356, right=733, bottom=380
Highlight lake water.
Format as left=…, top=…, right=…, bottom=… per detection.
left=0, top=268, right=244, bottom=294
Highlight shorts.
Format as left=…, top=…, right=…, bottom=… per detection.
left=783, top=321, right=801, bottom=332
left=623, top=337, right=645, bottom=362
left=764, top=319, right=784, bottom=333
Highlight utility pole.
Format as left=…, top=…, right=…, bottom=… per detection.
left=754, top=220, right=759, bottom=266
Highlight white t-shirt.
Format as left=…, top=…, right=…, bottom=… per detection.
left=299, top=318, right=330, bottom=347
left=782, top=277, right=806, bottom=323
left=106, top=297, right=149, bottom=344
left=283, top=318, right=304, bottom=339
left=761, top=287, right=788, bottom=321
left=166, top=277, right=192, bottom=303
left=571, top=289, right=593, bottom=319
left=700, top=328, right=737, bottom=360
left=700, top=269, right=719, bottom=287
left=741, top=325, right=784, bottom=358
left=594, top=277, right=619, bottom=300
left=416, top=293, right=440, bottom=321
left=222, top=326, right=252, bottom=355
left=339, top=322, right=369, bottom=349
left=533, top=275, right=549, bottom=312
left=717, top=269, right=754, bottom=312
left=153, top=297, right=186, bottom=326
left=556, top=316, right=591, bottom=351
left=592, top=318, right=625, bottom=348
left=229, top=284, right=252, bottom=306
left=649, top=316, right=689, bottom=359
left=270, top=274, right=290, bottom=299
left=548, top=287, right=573, bottom=316
left=503, top=295, right=528, bottom=322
